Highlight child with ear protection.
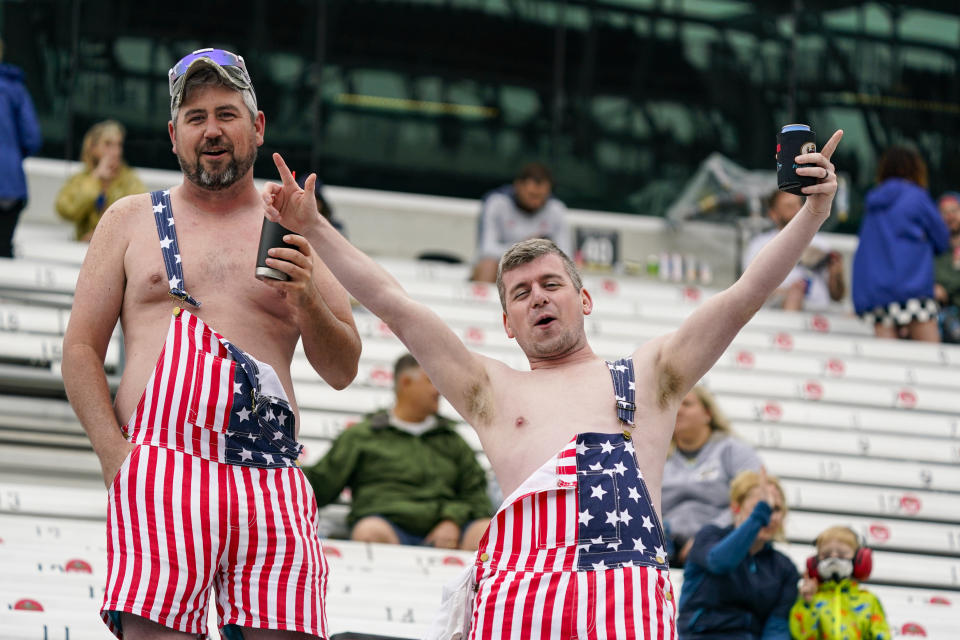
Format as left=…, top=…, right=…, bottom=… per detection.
left=789, top=526, right=891, bottom=639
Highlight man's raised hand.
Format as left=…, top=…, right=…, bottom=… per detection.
left=759, top=466, right=779, bottom=507
left=796, top=129, right=844, bottom=218
left=262, top=152, right=321, bottom=236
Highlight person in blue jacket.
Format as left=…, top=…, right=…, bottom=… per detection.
left=852, top=146, right=950, bottom=341
left=678, top=469, right=798, bottom=639
left=0, top=38, right=43, bottom=257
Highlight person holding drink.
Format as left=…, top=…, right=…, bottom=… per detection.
left=61, top=47, right=361, bottom=638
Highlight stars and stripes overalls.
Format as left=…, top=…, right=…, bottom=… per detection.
left=469, top=358, right=678, bottom=640
left=101, top=190, right=329, bottom=639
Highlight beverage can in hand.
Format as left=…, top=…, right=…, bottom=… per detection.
left=777, top=124, right=817, bottom=196
left=255, top=218, right=299, bottom=281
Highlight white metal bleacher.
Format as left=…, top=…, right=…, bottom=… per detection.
left=1, top=227, right=959, bottom=638
left=1, top=507, right=959, bottom=634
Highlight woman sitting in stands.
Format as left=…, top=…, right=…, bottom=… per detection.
left=661, top=386, right=762, bottom=565
left=55, top=119, right=145, bottom=241
left=678, top=469, right=799, bottom=640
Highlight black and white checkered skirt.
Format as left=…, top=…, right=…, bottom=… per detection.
left=861, top=297, right=939, bottom=327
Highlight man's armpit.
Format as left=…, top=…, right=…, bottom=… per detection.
left=464, top=369, right=494, bottom=427
left=656, top=359, right=683, bottom=411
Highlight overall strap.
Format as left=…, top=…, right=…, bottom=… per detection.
left=219, top=337, right=262, bottom=405
left=606, top=357, right=636, bottom=426
left=150, top=189, right=201, bottom=308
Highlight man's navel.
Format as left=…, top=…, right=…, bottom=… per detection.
left=515, top=416, right=526, bottom=428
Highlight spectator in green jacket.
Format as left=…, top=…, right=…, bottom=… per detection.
left=305, top=353, right=492, bottom=550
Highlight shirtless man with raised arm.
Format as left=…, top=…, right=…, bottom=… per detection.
left=262, top=130, right=843, bottom=639
left=61, top=48, right=361, bottom=639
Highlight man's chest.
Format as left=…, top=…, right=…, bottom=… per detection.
left=485, top=362, right=673, bottom=479
left=173, top=214, right=259, bottom=288
left=124, top=216, right=289, bottom=319
left=490, top=363, right=670, bottom=432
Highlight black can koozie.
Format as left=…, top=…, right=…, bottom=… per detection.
left=255, top=218, right=299, bottom=281
left=777, top=124, right=817, bottom=196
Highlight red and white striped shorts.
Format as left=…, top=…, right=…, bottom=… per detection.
left=472, top=562, right=675, bottom=639
left=102, top=444, right=329, bottom=638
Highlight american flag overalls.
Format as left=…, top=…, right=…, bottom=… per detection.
left=469, top=358, right=678, bottom=639
left=101, top=190, right=329, bottom=639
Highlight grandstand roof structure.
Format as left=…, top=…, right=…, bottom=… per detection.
left=3, top=1, right=959, bottom=228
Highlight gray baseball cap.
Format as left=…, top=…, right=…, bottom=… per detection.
left=168, top=48, right=257, bottom=116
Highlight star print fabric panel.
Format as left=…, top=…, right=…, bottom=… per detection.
left=189, top=336, right=300, bottom=469
left=221, top=341, right=301, bottom=469
left=575, top=433, right=670, bottom=571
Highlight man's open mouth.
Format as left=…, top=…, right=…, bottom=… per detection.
left=535, top=316, right=555, bottom=327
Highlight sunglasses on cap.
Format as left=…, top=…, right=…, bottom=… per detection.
left=168, top=48, right=252, bottom=95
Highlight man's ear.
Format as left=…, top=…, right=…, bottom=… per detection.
left=254, top=110, right=265, bottom=146
left=168, top=121, right=177, bottom=154
left=581, top=287, right=593, bottom=316
left=503, top=311, right=515, bottom=339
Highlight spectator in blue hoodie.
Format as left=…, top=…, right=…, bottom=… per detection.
left=852, top=146, right=950, bottom=341
left=678, top=469, right=798, bottom=640
left=0, top=38, right=43, bottom=257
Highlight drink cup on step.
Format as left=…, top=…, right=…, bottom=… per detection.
left=255, top=218, right=299, bottom=281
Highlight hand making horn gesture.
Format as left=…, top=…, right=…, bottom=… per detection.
left=261, top=152, right=324, bottom=236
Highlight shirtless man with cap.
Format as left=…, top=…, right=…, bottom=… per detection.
left=260, top=131, right=844, bottom=638
left=62, top=48, right=361, bottom=639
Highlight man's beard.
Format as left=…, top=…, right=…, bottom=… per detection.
left=525, top=324, right=580, bottom=359
left=178, top=139, right=256, bottom=191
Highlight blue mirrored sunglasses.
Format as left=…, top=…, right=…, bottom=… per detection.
left=168, top=48, right=251, bottom=94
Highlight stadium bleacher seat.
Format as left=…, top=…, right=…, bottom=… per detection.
left=0, top=258, right=79, bottom=297
left=1, top=225, right=958, bottom=637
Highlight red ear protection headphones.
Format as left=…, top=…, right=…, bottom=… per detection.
left=805, top=527, right=872, bottom=581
